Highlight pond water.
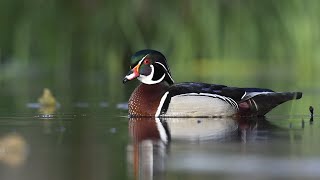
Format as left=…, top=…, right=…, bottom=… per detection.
left=0, top=66, right=319, bottom=180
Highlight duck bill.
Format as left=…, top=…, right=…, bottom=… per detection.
left=123, top=64, right=140, bottom=84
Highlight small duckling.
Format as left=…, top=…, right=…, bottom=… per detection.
left=38, top=88, right=56, bottom=107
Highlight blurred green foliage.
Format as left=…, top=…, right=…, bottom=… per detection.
left=1, top=0, right=319, bottom=62
left=0, top=0, right=319, bottom=113
left=0, top=1, right=319, bottom=179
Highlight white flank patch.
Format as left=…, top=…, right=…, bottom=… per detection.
left=181, top=93, right=239, bottom=110
left=164, top=93, right=238, bottom=117
left=155, top=92, right=169, bottom=117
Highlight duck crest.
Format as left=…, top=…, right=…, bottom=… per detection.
left=128, top=82, right=170, bottom=116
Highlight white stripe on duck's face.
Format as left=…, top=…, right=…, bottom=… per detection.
left=159, top=93, right=239, bottom=117
left=154, top=62, right=174, bottom=83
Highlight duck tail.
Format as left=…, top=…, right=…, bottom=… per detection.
left=239, top=92, right=302, bottom=116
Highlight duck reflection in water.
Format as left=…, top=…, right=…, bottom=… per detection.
left=127, top=116, right=273, bottom=180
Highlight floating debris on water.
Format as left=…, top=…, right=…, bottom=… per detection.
left=26, top=88, right=59, bottom=114
left=117, top=102, right=128, bottom=110
left=26, top=103, right=41, bottom=109
left=309, top=106, right=314, bottom=123
left=38, top=88, right=59, bottom=114
left=38, top=88, right=57, bottom=107
left=309, top=106, right=314, bottom=116
left=109, top=128, right=117, bottom=134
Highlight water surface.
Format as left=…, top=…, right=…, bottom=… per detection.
left=0, top=104, right=319, bottom=180
left=0, top=64, right=319, bottom=180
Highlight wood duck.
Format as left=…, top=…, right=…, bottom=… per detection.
left=123, top=49, right=302, bottom=117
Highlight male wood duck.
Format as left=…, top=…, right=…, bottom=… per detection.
left=123, top=49, right=302, bottom=117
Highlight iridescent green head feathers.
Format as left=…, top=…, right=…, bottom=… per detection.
left=123, top=49, right=174, bottom=85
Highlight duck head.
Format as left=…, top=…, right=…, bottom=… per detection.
left=123, top=49, right=174, bottom=85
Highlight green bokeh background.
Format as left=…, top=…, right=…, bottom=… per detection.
left=1, top=0, right=318, bottom=115
left=0, top=1, right=320, bottom=180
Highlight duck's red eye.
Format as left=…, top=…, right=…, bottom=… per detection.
left=143, top=59, right=151, bottom=65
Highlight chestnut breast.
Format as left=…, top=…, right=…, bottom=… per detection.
left=128, top=83, right=170, bottom=116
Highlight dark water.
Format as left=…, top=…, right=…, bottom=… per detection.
left=0, top=67, right=319, bottom=180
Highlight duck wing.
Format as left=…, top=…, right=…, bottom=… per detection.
left=163, top=82, right=302, bottom=116
left=167, top=82, right=246, bottom=101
